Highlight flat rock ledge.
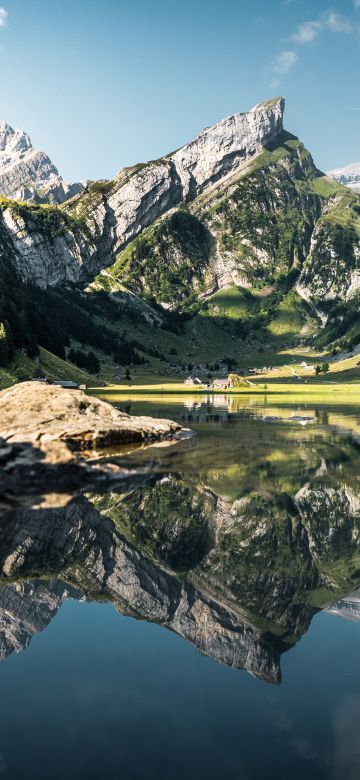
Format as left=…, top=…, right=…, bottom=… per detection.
left=0, top=382, right=182, bottom=511
left=0, top=382, right=181, bottom=450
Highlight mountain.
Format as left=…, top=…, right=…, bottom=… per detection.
left=327, top=162, right=360, bottom=194
left=0, top=97, right=285, bottom=287
left=1, top=97, right=359, bottom=304
left=0, top=120, right=84, bottom=204
left=0, top=96, right=360, bottom=382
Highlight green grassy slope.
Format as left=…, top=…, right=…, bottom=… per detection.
left=0, top=347, right=98, bottom=390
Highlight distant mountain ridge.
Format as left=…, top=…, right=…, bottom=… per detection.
left=0, top=119, right=84, bottom=204
left=327, top=161, right=360, bottom=193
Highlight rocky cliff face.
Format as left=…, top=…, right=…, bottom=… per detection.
left=170, top=96, right=285, bottom=199
left=0, top=98, right=286, bottom=288
left=328, top=162, right=360, bottom=194
left=0, top=97, right=359, bottom=325
left=0, top=120, right=83, bottom=204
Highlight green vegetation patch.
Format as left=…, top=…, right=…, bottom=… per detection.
left=95, top=209, right=213, bottom=312
left=0, top=197, right=86, bottom=238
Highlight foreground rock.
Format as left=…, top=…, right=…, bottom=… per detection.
left=0, top=382, right=181, bottom=511
left=0, top=381, right=181, bottom=449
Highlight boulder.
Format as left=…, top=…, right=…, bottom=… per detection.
left=0, top=382, right=182, bottom=511
left=0, top=381, right=181, bottom=451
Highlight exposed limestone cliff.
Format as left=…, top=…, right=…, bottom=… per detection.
left=0, top=98, right=286, bottom=289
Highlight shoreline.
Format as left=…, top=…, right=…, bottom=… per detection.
left=91, top=382, right=360, bottom=397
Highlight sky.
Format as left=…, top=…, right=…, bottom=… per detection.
left=0, top=0, right=359, bottom=182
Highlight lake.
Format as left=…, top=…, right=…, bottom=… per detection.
left=1, top=393, right=360, bottom=779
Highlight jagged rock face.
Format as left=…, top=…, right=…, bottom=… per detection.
left=170, top=97, right=285, bottom=199
left=0, top=120, right=83, bottom=204
left=299, top=220, right=360, bottom=302
left=328, top=162, right=360, bottom=194
left=0, top=98, right=286, bottom=289
left=0, top=204, right=97, bottom=287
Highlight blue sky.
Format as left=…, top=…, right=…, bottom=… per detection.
left=1, top=0, right=359, bottom=181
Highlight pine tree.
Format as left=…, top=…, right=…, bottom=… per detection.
left=0, top=322, right=9, bottom=367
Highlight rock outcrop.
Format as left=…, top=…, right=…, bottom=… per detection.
left=0, top=382, right=182, bottom=510
left=0, top=119, right=83, bottom=204
left=170, top=96, right=285, bottom=199
left=0, top=381, right=181, bottom=450
left=328, top=161, right=360, bottom=194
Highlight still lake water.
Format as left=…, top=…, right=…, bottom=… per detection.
left=2, top=394, right=360, bottom=779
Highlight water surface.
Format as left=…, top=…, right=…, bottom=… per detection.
left=1, top=394, right=360, bottom=779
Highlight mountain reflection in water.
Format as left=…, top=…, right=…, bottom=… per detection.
left=1, top=396, right=360, bottom=684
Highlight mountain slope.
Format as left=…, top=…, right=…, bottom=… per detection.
left=94, top=131, right=360, bottom=314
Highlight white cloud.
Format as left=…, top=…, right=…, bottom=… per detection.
left=325, top=11, right=352, bottom=33
left=348, top=105, right=360, bottom=110
left=292, top=11, right=352, bottom=45
left=293, top=20, right=321, bottom=44
left=271, top=6, right=356, bottom=87
left=269, top=50, right=297, bottom=90
left=0, top=7, right=7, bottom=27
left=274, top=49, right=298, bottom=74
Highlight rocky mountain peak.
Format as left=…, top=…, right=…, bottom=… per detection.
left=327, top=161, right=360, bottom=193
left=0, top=118, right=83, bottom=204
left=167, top=96, right=285, bottom=198
left=0, top=121, right=33, bottom=166
left=0, top=120, right=18, bottom=152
